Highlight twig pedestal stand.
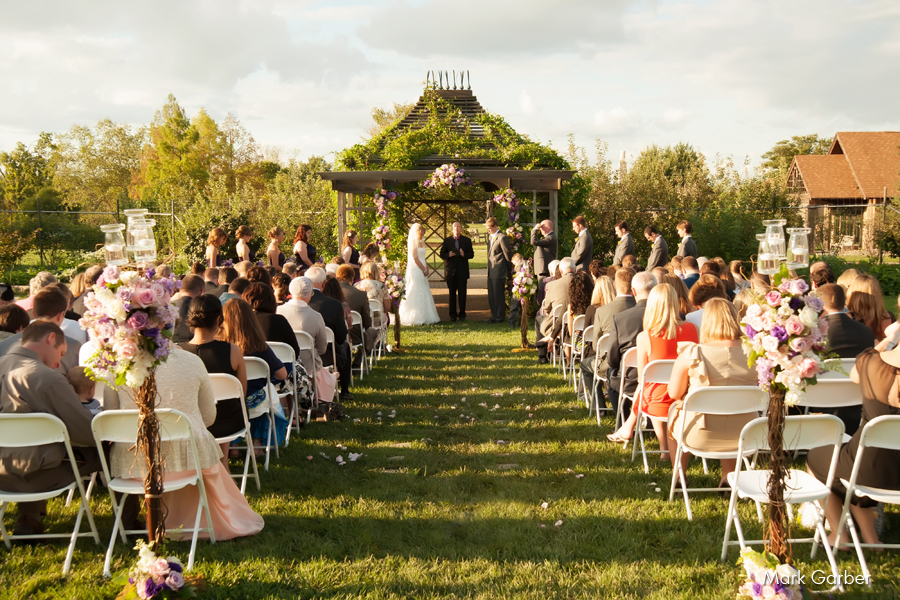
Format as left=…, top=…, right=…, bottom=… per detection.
left=766, top=387, right=790, bottom=563
left=133, top=370, right=165, bottom=544
left=392, top=303, right=404, bottom=353
left=511, top=299, right=532, bottom=353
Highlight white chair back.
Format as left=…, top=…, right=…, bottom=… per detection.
left=796, top=379, right=862, bottom=409
left=859, top=414, right=900, bottom=452
left=818, top=358, right=857, bottom=380
left=0, top=412, right=69, bottom=447
left=350, top=310, right=363, bottom=327
left=267, top=341, right=295, bottom=367
left=369, top=299, right=384, bottom=327
left=582, top=325, right=595, bottom=346
left=208, top=374, right=243, bottom=406
left=571, top=314, right=585, bottom=334
left=293, top=330, right=316, bottom=373
left=639, top=359, right=675, bottom=387
left=207, top=374, right=260, bottom=494
left=595, top=333, right=612, bottom=356
left=244, top=356, right=271, bottom=382
left=681, top=386, right=768, bottom=416
left=737, top=414, right=845, bottom=454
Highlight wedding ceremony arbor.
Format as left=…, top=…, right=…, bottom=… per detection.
left=320, top=76, right=575, bottom=279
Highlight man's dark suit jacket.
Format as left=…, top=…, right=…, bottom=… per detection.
left=607, top=299, right=648, bottom=396
left=825, top=312, right=875, bottom=358
left=307, top=289, right=348, bottom=365
left=613, top=233, right=635, bottom=267
left=587, top=295, right=635, bottom=371
left=205, top=281, right=228, bottom=298
left=339, top=280, right=372, bottom=345
left=683, top=272, right=699, bottom=289
left=677, top=236, right=698, bottom=258
left=571, top=230, right=594, bottom=272
left=439, top=235, right=473, bottom=280
left=172, top=296, right=194, bottom=343
left=647, top=236, right=669, bottom=271
left=487, top=233, right=512, bottom=280
left=531, top=229, right=558, bottom=277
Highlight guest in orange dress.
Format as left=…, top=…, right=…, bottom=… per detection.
left=609, top=283, right=698, bottom=460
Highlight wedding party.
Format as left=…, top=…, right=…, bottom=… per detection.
left=1, top=2, right=899, bottom=599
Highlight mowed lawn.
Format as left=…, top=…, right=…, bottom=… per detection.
left=2, top=323, right=899, bottom=599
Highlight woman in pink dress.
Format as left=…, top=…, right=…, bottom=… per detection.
left=106, top=347, right=264, bottom=541
left=608, top=283, right=698, bottom=461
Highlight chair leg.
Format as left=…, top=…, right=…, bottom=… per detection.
left=104, top=493, right=128, bottom=577
left=0, top=502, right=11, bottom=549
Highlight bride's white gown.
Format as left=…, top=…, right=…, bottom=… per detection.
left=399, top=247, right=440, bottom=326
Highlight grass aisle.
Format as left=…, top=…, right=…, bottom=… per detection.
left=3, top=322, right=899, bottom=598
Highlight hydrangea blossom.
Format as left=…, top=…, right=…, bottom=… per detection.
left=124, top=540, right=190, bottom=599
left=511, top=260, right=538, bottom=303
left=423, top=164, right=471, bottom=190
left=738, top=547, right=805, bottom=600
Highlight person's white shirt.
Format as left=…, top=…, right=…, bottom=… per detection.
left=60, top=318, right=87, bottom=344
left=685, top=309, right=703, bottom=331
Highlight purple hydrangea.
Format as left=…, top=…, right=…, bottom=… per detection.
left=144, top=578, right=164, bottom=598
left=745, top=324, right=756, bottom=340
left=789, top=296, right=804, bottom=311
left=772, top=325, right=788, bottom=342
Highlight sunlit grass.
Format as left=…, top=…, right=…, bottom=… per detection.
left=2, top=323, right=898, bottom=599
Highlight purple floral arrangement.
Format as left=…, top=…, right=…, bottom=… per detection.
left=379, top=263, right=406, bottom=308
left=741, top=269, right=831, bottom=406
left=114, top=541, right=196, bottom=599
left=511, top=260, right=537, bottom=303
left=79, top=266, right=179, bottom=388
left=373, top=188, right=399, bottom=254
left=423, top=164, right=471, bottom=190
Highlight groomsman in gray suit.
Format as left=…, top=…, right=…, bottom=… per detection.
left=530, top=220, right=557, bottom=278
left=676, top=220, right=698, bottom=258
left=485, top=217, right=512, bottom=323
left=612, top=221, right=635, bottom=267
left=644, top=225, right=669, bottom=271
left=570, top=215, right=593, bottom=272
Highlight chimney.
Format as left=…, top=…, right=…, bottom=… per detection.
left=619, top=150, right=627, bottom=178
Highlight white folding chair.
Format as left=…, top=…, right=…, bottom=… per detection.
left=721, top=415, right=845, bottom=590
left=368, top=298, right=386, bottom=366
left=0, top=414, right=100, bottom=575
left=294, top=330, right=319, bottom=420
left=835, top=415, right=900, bottom=586
left=267, top=341, right=299, bottom=445
left=91, top=409, right=215, bottom=576
left=796, top=379, right=862, bottom=444
left=579, top=325, right=596, bottom=408
left=556, top=309, right=570, bottom=374
left=818, top=358, right=857, bottom=380
left=349, top=310, right=366, bottom=383
left=614, top=347, right=639, bottom=432
left=584, top=333, right=613, bottom=426
left=668, top=386, right=768, bottom=520
left=324, top=329, right=340, bottom=402
left=562, top=314, right=586, bottom=389
left=539, top=305, right=565, bottom=368
left=631, top=360, right=676, bottom=474
left=244, top=357, right=280, bottom=471
left=207, top=374, right=259, bottom=495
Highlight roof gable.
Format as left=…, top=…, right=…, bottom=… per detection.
left=790, top=155, right=863, bottom=200
left=829, top=132, right=900, bottom=198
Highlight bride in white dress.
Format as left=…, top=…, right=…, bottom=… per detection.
left=399, top=223, right=440, bottom=326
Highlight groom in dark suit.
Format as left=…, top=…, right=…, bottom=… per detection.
left=439, top=222, right=473, bottom=322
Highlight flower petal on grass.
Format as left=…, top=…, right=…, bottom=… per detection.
left=541, top=502, right=549, bottom=509
left=554, top=520, right=563, bottom=527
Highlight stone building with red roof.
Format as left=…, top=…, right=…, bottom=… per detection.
left=787, top=132, right=900, bottom=252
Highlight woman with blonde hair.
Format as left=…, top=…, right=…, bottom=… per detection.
left=341, top=230, right=362, bottom=278
left=235, top=225, right=253, bottom=262
left=206, top=227, right=227, bottom=268
left=356, top=261, right=391, bottom=318
left=847, top=274, right=893, bottom=341
left=661, top=273, right=694, bottom=317
left=607, top=283, right=699, bottom=458
left=665, top=298, right=758, bottom=486
left=266, top=226, right=286, bottom=270
left=836, top=268, right=861, bottom=292
left=359, top=242, right=380, bottom=265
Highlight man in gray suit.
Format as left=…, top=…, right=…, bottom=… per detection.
left=612, top=221, right=635, bottom=267
left=0, top=287, right=83, bottom=375
left=485, top=217, right=512, bottom=323
left=644, top=225, right=669, bottom=271
left=535, top=257, right=575, bottom=363
left=530, top=220, right=557, bottom=278
left=676, top=220, right=698, bottom=258
left=570, top=215, right=593, bottom=272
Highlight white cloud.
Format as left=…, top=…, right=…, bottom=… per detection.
left=520, top=90, right=535, bottom=115
left=594, top=107, right=642, bottom=137
left=661, top=108, right=692, bottom=127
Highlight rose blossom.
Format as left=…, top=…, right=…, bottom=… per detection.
left=127, top=311, right=150, bottom=330
left=164, top=571, right=184, bottom=589
left=799, top=306, right=819, bottom=328
left=805, top=295, right=824, bottom=312
left=746, top=304, right=762, bottom=318
left=789, top=337, right=809, bottom=353
left=133, top=288, right=156, bottom=308
left=799, top=357, right=819, bottom=378
left=116, top=338, right=139, bottom=360
left=789, top=279, right=810, bottom=295
left=784, top=316, right=804, bottom=336
left=765, top=291, right=782, bottom=307
left=762, top=335, right=780, bottom=352
left=102, top=265, right=120, bottom=283
left=97, top=322, right=116, bottom=340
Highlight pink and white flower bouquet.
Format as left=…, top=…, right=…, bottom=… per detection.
left=380, top=262, right=407, bottom=308
left=506, top=222, right=525, bottom=253
left=511, top=260, right=537, bottom=304
left=423, top=164, right=471, bottom=190
left=492, top=188, right=520, bottom=215
left=738, top=547, right=811, bottom=600
left=114, top=540, right=198, bottom=599
left=79, top=266, right=178, bottom=388
left=741, top=271, right=832, bottom=406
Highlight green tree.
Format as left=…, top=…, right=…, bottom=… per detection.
left=0, top=133, right=56, bottom=208
left=365, top=102, right=415, bottom=139
left=760, top=134, right=832, bottom=180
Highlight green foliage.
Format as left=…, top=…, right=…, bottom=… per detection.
left=0, top=213, right=35, bottom=278
left=0, top=132, right=56, bottom=208
left=875, top=207, right=900, bottom=258
left=176, top=180, right=254, bottom=269
left=365, top=101, right=415, bottom=139
left=337, top=90, right=568, bottom=171
left=760, top=134, right=832, bottom=181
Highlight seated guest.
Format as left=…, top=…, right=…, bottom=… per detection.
left=0, top=321, right=101, bottom=535
left=219, top=299, right=288, bottom=448
left=665, top=298, right=757, bottom=484
left=282, top=262, right=298, bottom=279
left=566, top=271, right=593, bottom=340
left=810, top=261, right=835, bottom=289
left=191, top=262, right=206, bottom=276
left=47, top=283, right=86, bottom=343
left=0, top=304, right=30, bottom=341
left=670, top=256, right=684, bottom=280
left=242, top=282, right=300, bottom=359
left=219, top=277, right=250, bottom=305
left=72, top=265, right=104, bottom=316
left=66, top=366, right=102, bottom=415
left=68, top=273, right=86, bottom=312
left=807, top=325, right=900, bottom=550
left=325, top=263, right=340, bottom=276
left=729, top=260, right=750, bottom=290
left=306, top=267, right=352, bottom=402
left=172, top=274, right=207, bottom=343
left=681, top=257, right=700, bottom=289
left=535, top=257, right=576, bottom=364
left=608, top=283, right=698, bottom=459
left=277, top=277, right=337, bottom=401
left=0, top=282, right=15, bottom=306
left=606, top=271, right=657, bottom=415
left=536, top=259, right=560, bottom=309
left=179, top=294, right=248, bottom=467
left=585, top=275, right=616, bottom=332
left=204, top=268, right=228, bottom=298
left=685, top=274, right=728, bottom=331
left=235, top=260, right=253, bottom=277
left=16, top=271, right=57, bottom=316
left=733, top=287, right=755, bottom=319
left=651, top=267, right=669, bottom=283
left=661, top=274, right=694, bottom=318
left=246, top=265, right=272, bottom=287
left=836, top=268, right=860, bottom=292
left=156, top=264, right=173, bottom=279
left=336, top=265, right=377, bottom=358
left=355, top=261, right=391, bottom=322
left=104, top=345, right=264, bottom=541
left=323, top=277, right=353, bottom=333
left=621, top=255, right=637, bottom=270
left=0, top=287, right=83, bottom=374
left=272, top=273, right=291, bottom=305
left=219, top=266, right=239, bottom=289
left=749, top=271, right=770, bottom=293
left=584, top=269, right=637, bottom=406
left=847, top=274, right=894, bottom=341
left=589, top=259, right=605, bottom=283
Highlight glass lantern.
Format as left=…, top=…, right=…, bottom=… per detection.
left=762, top=219, right=787, bottom=260
left=124, top=208, right=150, bottom=255
left=131, top=218, right=157, bottom=264
left=757, top=233, right=780, bottom=275
left=100, top=224, right=128, bottom=266
left=786, top=227, right=811, bottom=270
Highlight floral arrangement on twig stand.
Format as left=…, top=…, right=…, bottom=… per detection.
left=372, top=189, right=399, bottom=256
left=493, top=188, right=523, bottom=253
left=740, top=264, right=832, bottom=563
left=79, top=265, right=178, bottom=543
left=737, top=547, right=811, bottom=600
left=422, top=164, right=471, bottom=190
left=380, top=262, right=407, bottom=350
left=114, top=540, right=202, bottom=599
left=511, top=259, right=538, bottom=348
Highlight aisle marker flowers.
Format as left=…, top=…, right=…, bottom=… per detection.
left=79, top=266, right=178, bottom=388
left=423, top=164, right=471, bottom=190
left=511, top=260, right=537, bottom=303
left=737, top=547, right=810, bottom=600
left=114, top=541, right=198, bottom=599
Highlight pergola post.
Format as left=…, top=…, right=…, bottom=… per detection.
left=549, top=190, right=558, bottom=233
left=337, top=191, right=347, bottom=247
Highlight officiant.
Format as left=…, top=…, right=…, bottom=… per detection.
left=439, top=222, right=473, bottom=322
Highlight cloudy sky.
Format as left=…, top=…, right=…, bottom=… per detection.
left=1, top=0, right=898, bottom=168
